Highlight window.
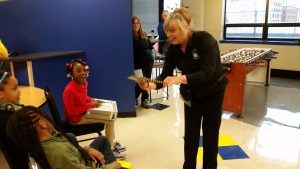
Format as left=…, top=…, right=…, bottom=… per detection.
left=224, top=0, right=300, bottom=42
left=164, top=0, right=181, bottom=12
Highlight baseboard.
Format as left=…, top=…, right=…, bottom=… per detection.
left=117, top=111, right=136, bottom=118
left=271, top=69, right=300, bottom=80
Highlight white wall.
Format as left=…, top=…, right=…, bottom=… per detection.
left=181, top=0, right=206, bottom=31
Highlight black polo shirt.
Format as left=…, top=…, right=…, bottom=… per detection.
left=156, top=31, right=227, bottom=99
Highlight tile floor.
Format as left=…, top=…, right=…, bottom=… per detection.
left=80, top=77, right=300, bottom=169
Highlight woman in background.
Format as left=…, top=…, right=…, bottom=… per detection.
left=132, top=16, right=154, bottom=108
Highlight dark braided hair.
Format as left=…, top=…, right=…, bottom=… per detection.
left=5, top=106, right=91, bottom=169
left=0, top=70, right=12, bottom=91
left=66, top=59, right=89, bottom=81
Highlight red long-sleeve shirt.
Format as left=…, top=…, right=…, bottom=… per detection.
left=62, top=80, right=95, bottom=123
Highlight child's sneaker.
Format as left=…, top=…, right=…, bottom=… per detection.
left=114, top=141, right=127, bottom=152
left=113, top=149, right=126, bottom=160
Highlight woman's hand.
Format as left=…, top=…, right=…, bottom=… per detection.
left=138, top=81, right=150, bottom=90
left=138, top=81, right=151, bottom=95
left=87, top=147, right=105, bottom=165
left=163, top=75, right=187, bottom=87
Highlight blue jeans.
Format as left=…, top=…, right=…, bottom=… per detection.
left=90, top=135, right=116, bottom=164
left=65, top=133, right=115, bottom=164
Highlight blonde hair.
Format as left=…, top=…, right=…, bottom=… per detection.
left=132, top=16, right=148, bottom=40
left=163, top=8, right=191, bottom=32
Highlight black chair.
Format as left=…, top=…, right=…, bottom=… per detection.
left=44, top=87, right=104, bottom=142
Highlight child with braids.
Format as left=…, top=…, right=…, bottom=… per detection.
left=0, top=70, right=29, bottom=169
left=5, top=106, right=122, bottom=169
left=62, top=59, right=126, bottom=158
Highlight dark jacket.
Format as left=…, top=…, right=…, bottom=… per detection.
left=156, top=31, right=228, bottom=100
left=157, top=21, right=167, bottom=41
left=133, top=36, right=154, bottom=70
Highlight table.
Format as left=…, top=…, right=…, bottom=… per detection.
left=19, top=86, right=46, bottom=107
left=221, top=48, right=277, bottom=116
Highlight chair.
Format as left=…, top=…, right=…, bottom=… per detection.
left=44, top=87, right=104, bottom=142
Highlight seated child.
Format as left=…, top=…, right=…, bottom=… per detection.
left=6, top=106, right=122, bottom=169
left=62, top=59, right=126, bottom=158
left=0, top=71, right=79, bottom=169
left=0, top=70, right=29, bottom=169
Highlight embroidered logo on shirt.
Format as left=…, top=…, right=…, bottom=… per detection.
left=192, top=49, right=200, bottom=60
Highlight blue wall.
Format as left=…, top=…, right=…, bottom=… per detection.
left=0, top=0, right=135, bottom=116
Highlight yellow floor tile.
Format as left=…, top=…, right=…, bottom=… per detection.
left=218, top=134, right=238, bottom=146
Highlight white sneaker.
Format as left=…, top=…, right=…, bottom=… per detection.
left=114, top=141, right=127, bottom=152
left=113, top=149, right=126, bottom=160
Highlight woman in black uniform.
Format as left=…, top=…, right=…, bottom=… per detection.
left=139, top=8, right=228, bottom=169
left=132, top=16, right=154, bottom=108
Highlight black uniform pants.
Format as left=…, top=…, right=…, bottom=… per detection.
left=135, top=62, right=153, bottom=102
left=183, top=89, right=225, bottom=169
